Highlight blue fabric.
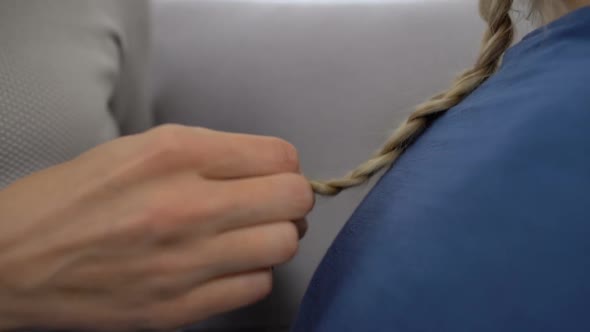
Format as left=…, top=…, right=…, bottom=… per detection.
left=293, top=7, right=590, bottom=332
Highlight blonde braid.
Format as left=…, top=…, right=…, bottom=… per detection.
left=311, top=0, right=515, bottom=196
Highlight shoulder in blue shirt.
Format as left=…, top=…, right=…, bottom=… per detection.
left=293, top=6, right=590, bottom=332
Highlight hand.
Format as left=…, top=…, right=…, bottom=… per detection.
left=0, top=125, right=313, bottom=331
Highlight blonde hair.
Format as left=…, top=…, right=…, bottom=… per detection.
left=311, top=0, right=577, bottom=196
left=311, top=0, right=516, bottom=196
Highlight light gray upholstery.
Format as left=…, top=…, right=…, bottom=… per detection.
left=152, top=0, right=487, bottom=329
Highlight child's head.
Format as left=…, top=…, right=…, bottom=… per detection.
left=311, top=0, right=583, bottom=196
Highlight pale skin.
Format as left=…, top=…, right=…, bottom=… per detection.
left=0, top=125, right=313, bottom=330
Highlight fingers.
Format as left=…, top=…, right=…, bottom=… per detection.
left=143, top=125, right=302, bottom=179
left=208, top=173, right=315, bottom=232
left=144, top=172, right=314, bottom=236
left=195, top=221, right=299, bottom=280
left=294, top=219, right=309, bottom=239
left=139, top=270, right=273, bottom=330
left=66, top=221, right=299, bottom=302
left=32, top=270, right=274, bottom=331
left=193, top=130, right=301, bottom=179
left=44, top=270, right=275, bottom=331
left=121, top=221, right=298, bottom=294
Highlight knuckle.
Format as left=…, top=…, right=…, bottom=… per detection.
left=258, top=271, right=274, bottom=299
left=149, top=279, right=182, bottom=301
left=116, top=218, right=150, bottom=242
left=295, top=219, right=309, bottom=239
left=112, top=203, right=162, bottom=242
left=151, top=123, right=185, bottom=135
left=148, top=254, right=182, bottom=276
left=273, top=222, right=300, bottom=263
left=282, top=174, right=315, bottom=215
left=268, top=137, right=300, bottom=172
left=128, top=196, right=183, bottom=240
left=249, top=271, right=273, bottom=301
left=146, top=125, right=188, bottom=157
left=144, top=202, right=176, bottom=233
left=137, top=186, right=218, bottom=240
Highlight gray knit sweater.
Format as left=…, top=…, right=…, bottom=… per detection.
left=0, top=0, right=152, bottom=188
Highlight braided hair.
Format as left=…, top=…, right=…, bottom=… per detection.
left=312, top=0, right=516, bottom=196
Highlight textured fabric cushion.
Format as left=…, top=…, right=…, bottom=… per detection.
left=293, top=7, right=590, bottom=332
left=0, top=0, right=151, bottom=188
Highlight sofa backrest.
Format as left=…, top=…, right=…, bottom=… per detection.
left=152, top=0, right=510, bottom=329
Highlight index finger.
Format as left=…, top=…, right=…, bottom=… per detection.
left=146, top=126, right=301, bottom=179
left=192, top=128, right=301, bottom=179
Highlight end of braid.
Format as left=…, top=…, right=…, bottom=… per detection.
left=311, top=0, right=515, bottom=197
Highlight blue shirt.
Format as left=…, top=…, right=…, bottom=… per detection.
left=293, top=7, right=590, bottom=332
